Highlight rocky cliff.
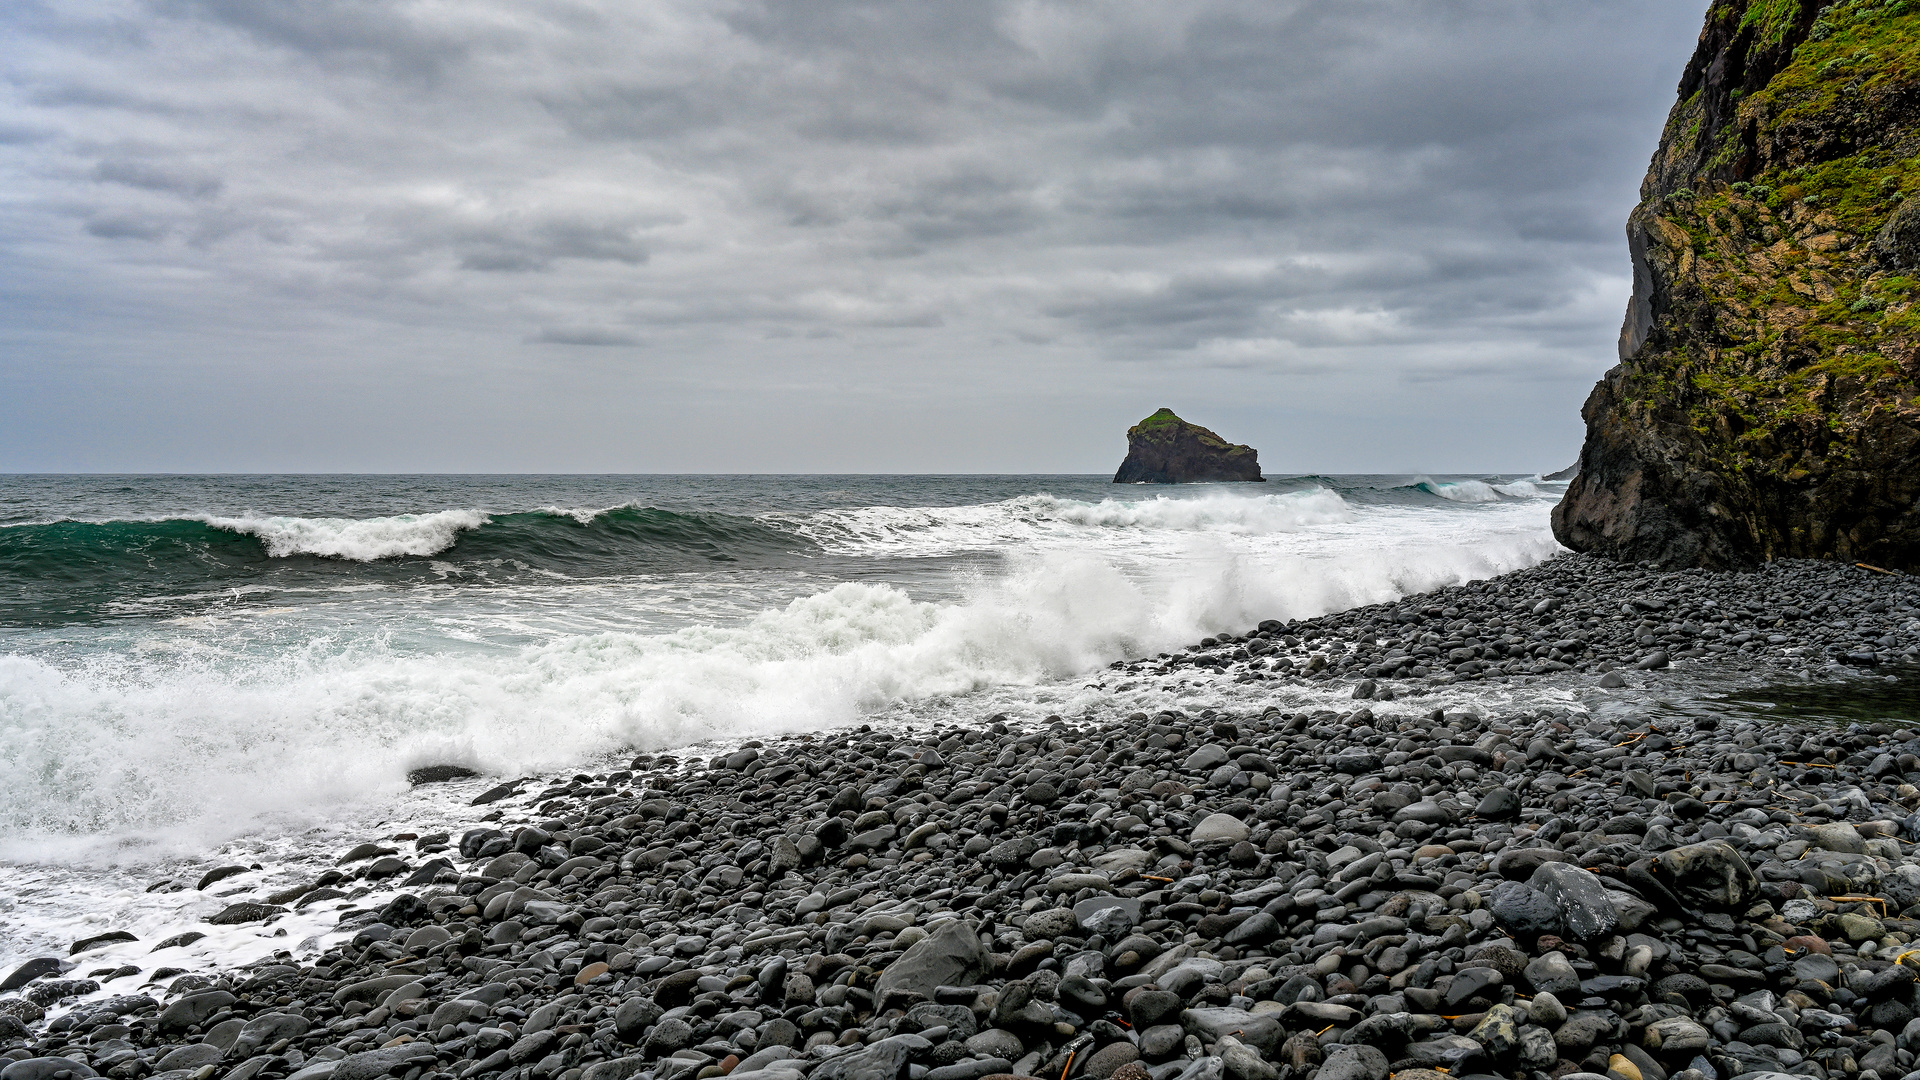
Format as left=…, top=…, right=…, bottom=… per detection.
left=1553, top=0, right=1920, bottom=569
left=1113, top=408, right=1264, bottom=483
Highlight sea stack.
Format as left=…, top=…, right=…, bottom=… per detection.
left=1553, top=0, right=1920, bottom=570
left=1113, top=408, right=1264, bottom=483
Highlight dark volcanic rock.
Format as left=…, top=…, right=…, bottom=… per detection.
left=0, top=958, right=62, bottom=993
left=68, top=931, right=135, bottom=955
left=1527, top=862, right=1618, bottom=940
left=158, top=990, right=234, bottom=1033
left=874, top=919, right=988, bottom=1008
left=207, top=902, right=285, bottom=925
left=1, top=1058, right=97, bottom=1080
left=407, top=764, right=479, bottom=784
left=1655, top=839, right=1756, bottom=910
left=1113, top=408, right=1264, bottom=484
left=1489, top=881, right=1560, bottom=939
left=1553, top=0, right=1920, bottom=570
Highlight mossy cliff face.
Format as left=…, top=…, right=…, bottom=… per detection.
left=1554, top=0, right=1920, bottom=568
left=1113, top=408, right=1265, bottom=483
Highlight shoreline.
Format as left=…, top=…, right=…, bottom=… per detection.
left=4, top=554, right=1920, bottom=1080
left=1098, top=555, right=1920, bottom=695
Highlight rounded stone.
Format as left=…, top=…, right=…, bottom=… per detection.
left=1190, top=813, right=1251, bottom=847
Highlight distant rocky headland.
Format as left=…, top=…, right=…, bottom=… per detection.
left=1114, top=410, right=1265, bottom=485
left=1555, top=0, right=1920, bottom=570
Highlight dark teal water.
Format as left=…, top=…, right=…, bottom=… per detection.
left=0, top=473, right=1537, bottom=627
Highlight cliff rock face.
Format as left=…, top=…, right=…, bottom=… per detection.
left=1114, top=408, right=1265, bottom=483
left=1554, top=0, right=1920, bottom=569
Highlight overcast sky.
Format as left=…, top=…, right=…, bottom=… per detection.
left=0, top=0, right=1704, bottom=474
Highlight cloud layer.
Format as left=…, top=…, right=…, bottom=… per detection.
left=0, top=0, right=1704, bottom=472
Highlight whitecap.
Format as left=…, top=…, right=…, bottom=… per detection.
left=201, top=509, right=488, bottom=560
left=1416, top=478, right=1500, bottom=503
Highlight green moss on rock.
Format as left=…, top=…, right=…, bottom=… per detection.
left=1555, top=0, right=1920, bottom=568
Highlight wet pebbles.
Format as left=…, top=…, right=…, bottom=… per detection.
left=5, top=555, right=1920, bottom=1080
left=1115, top=555, right=1920, bottom=689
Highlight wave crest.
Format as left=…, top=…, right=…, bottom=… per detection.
left=0, top=506, right=820, bottom=625
left=1491, top=479, right=1543, bottom=498
left=791, top=488, right=1354, bottom=556
left=1410, top=477, right=1558, bottom=504
left=203, top=510, right=489, bottom=560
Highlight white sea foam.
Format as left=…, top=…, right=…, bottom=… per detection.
left=1414, top=476, right=1567, bottom=503
left=201, top=509, right=489, bottom=560
left=787, top=488, right=1357, bottom=557
left=0, top=495, right=1561, bottom=860
left=1416, top=478, right=1501, bottom=503
left=534, top=505, right=610, bottom=525
left=0, top=484, right=1569, bottom=976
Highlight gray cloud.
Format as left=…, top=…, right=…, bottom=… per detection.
left=157, top=0, right=485, bottom=81
left=0, top=0, right=1707, bottom=471
left=26, top=84, right=184, bottom=114
left=93, top=159, right=222, bottom=198
left=532, top=326, right=642, bottom=346
left=83, top=213, right=170, bottom=240
left=0, top=123, right=52, bottom=144
left=454, top=219, right=652, bottom=273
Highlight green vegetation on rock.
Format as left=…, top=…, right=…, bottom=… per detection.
left=1554, top=0, right=1920, bottom=568
left=1126, top=408, right=1256, bottom=457
left=1635, top=0, right=1920, bottom=474
left=1131, top=407, right=1187, bottom=433
left=1741, top=0, right=1806, bottom=46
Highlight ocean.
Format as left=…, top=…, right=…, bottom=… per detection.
left=0, top=472, right=1565, bottom=977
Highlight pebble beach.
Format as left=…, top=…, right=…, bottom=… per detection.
left=6, top=554, right=1920, bottom=1080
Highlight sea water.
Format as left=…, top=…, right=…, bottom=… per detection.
left=0, top=473, right=1565, bottom=979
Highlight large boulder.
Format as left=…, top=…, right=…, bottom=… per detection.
left=1528, top=862, right=1618, bottom=940
left=808, top=1035, right=927, bottom=1080
left=231, top=1013, right=312, bottom=1058
left=208, top=902, right=286, bottom=925
left=872, top=920, right=987, bottom=1009
left=158, top=990, right=235, bottom=1033
left=1489, top=881, right=1560, bottom=939
left=1655, top=840, right=1756, bottom=910
left=0, top=959, right=62, bottom=994
left=0, top=1060, right=96, bottom=1080
left=1190, top=814, right=1251, bottom=848
left=1182, top=1007, right=1283, bottom=1056
left=332, top=1045, right=437, bottom=1080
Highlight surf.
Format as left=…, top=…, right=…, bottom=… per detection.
left=0, top=486, right=1564, bottom=859
left=0, top=505, right=819, bottom=625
